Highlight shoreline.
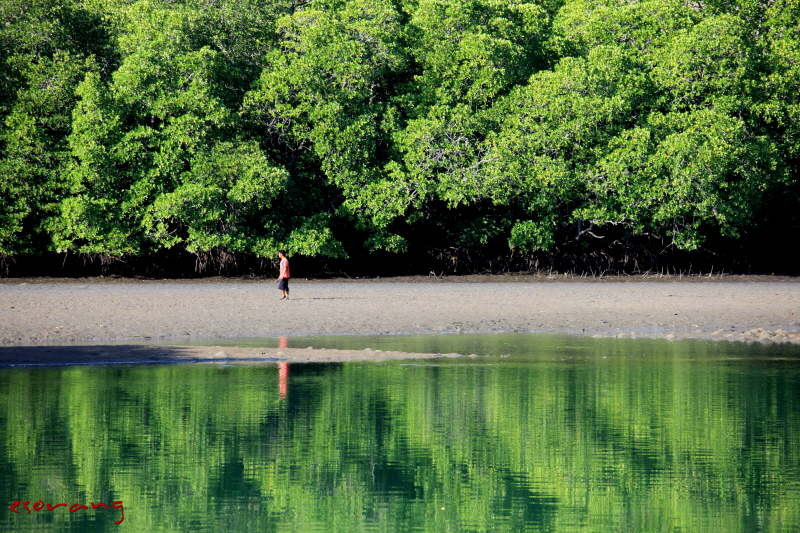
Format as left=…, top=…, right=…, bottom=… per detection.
left=1, top=279, right=799, bottom=365
left=2, top=273, right=798, bottom=285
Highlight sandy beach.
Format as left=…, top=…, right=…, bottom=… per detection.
left=1, top=275, right=799, bottom=364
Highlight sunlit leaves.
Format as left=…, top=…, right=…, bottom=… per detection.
left=651, top=14, right=756, bottom=112
left=407, top=0, right=549, bottom=109
left=243, top=0, right=403, bottom=178
left=579, top=109, right=782, bottom=249
left=455, top=47, right=642, bottom=251
left=547, top=0, right=699, bottom=59
left=142, top=141, right=288, bottom=252
left=0, top=51, right=93, bottom=254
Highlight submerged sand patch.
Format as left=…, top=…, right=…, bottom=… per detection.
left=0, top=344, right=448, bottom=366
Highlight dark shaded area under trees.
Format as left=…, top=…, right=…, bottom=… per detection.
left=1, top=0, right=798, bottom=278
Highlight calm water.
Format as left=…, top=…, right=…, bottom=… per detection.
left=1, top=334, right=799, bottom=532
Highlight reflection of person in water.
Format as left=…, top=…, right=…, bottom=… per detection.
left=278, top=363, right=289, bottom=399
left=278, top=337, right=289, bottom=399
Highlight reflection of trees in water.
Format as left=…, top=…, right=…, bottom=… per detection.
left=0, top=349, right=798, bottom=532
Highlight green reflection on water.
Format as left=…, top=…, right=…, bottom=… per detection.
left=1, top=334, right=799, bottom=532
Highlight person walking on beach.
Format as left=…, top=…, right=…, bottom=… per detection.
left=277, top=250, right=291, bottom=300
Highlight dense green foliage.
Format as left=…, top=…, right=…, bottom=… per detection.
left=1, top=337, right=799, bottom=531
left=1, top=0, right=798, bottom=272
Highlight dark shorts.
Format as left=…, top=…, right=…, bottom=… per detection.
left=277, top=278, right=289, bottom=291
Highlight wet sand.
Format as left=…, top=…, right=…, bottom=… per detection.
left=1, top=276, right=799, bottom=364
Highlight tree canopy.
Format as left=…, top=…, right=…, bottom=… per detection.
left=1, top=0, right=798, bottom=274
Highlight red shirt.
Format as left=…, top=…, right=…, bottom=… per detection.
left=279, top=257, right=290, bottom=279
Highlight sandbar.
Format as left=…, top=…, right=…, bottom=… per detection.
left=1, top=275, right=799, bottom=365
